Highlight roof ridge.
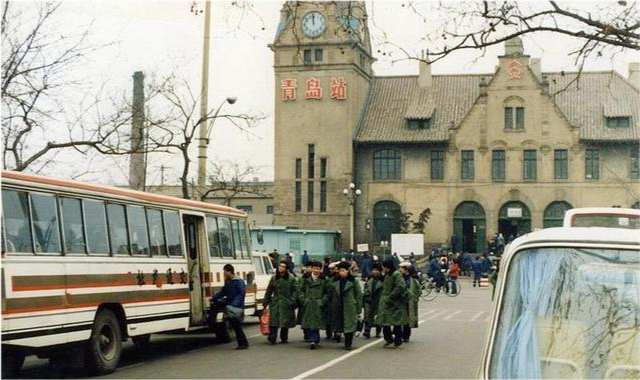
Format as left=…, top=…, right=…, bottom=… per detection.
left=373, top=73, right=494, bottom=79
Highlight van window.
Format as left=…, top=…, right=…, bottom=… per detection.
left=147, top=208, right=167, bottom=256
left=2, top=190, right=33, bottom=253
left=262, top=256, right=274, bottom=274
left=252, top=256, right=265, bottom=275
left=163, top=210, right=183, bottom=257
left=83, top=199, right=110, bottom=254
left=218, top=217, right=234, bottom=258
left=30, top=193, right=61, bottom=254
left=127, top=205, right=149, bottom=256
left=107, top=204, right=130, bottom=255
left=60, top=197, right=86, bottom=254
left=489, top=247, right=640, bottom=379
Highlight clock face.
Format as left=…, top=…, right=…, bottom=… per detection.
left=302, top=11, right=326, bottom=38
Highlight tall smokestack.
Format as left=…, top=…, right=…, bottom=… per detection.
left=129, top=71, right=146, bottom=191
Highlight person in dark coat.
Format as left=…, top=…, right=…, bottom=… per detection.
left=297, top=265, right=313, bottom=341
left=472, top=256, right=483, bottom=287
left=321, top=257, right=332, bottom=277
left=299, top=261, right=328, bottom=349
left=376, top=259, right=407, bottom=349
left=211, top=264, right=249, bottom=349
left=361, top=253, right=373, bottom=282
left=327, top=261, right=363, bottom=350
left=399, top=262, right=421, bottom=342
left=301, top=250, right=310, bottom=267
left=285, top=253, right=297, bottom=277
left=363, top=263, right=383, bottom=338
left=324, top=261, right=338, bottom=340
left=264, top=260, right=298, bottom=344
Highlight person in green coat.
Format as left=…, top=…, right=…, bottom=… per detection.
left=399, top=262, right=421, bottom=342
left=376, top=259, right=407, bottom=349
left=297, top=265, right=313, bottom=342
left=327, top=261, right=363, bottom=350
left=363, top=263, right=383, bottom=338
left=299, top=261, right=328, bottom=349
left=264, top=260, right=298, bottom=344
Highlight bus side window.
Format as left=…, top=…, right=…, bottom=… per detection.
left=206, top=216, right=221, bottom=258
left=60, top=197, right=87, bottom=254
left=252, top=256, right=264, bottom=275
left=127, top=205, right=150, bottom=256
left=1, top=190, right=33, bottom=253
left=217, top=217, right=234, bottom=258
left=163, top=210, right=183, bottom=257
left=107, top=204, right=130, bottom=255
left=240, top=221, right=250, bottom=259
left=30, top=193, right=61, bottom=254
left=83, top=199, right=110, bottom=254
left=231, top=219, right=244, bottom=259
left=262, top=256, right=274, bottom=274
left=147, top=208, right=167, bottom=256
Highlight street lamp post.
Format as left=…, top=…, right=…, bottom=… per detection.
left=197, top=96, right=237, bottom=187
left=342, top=182, right=361, bottom=251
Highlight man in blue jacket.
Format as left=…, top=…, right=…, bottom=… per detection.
left=212, top=264, right=249, bottom=349
left=472, top=257, right=483, bottom=287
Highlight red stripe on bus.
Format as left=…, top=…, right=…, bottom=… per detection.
left=3, top=295, right=190, bottom=315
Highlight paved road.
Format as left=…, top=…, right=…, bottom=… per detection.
left=17, top=278, right=494, bottom=379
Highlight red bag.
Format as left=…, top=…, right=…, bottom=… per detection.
left=260, top=307, right=270, bottom=336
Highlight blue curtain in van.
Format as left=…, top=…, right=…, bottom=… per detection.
left=496, top=250, right=563, bottom=379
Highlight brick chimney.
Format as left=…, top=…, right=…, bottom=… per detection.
left=629, top=62, right=639, bottom=88
left=129, top=71, right=146, bottom=191
left=418, top=50, right=432, bottom=88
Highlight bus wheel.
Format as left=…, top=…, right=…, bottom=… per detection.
left=85, top=309, right=122, bottom=375
left=132, top=334, right=151, bottom=350
left=2, top=348, right=25, bottom=378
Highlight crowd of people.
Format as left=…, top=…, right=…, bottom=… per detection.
left=261, top=257, right=421, bottom=350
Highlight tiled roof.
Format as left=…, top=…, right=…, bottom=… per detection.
left=355, top=71, right=639, bottom=144
left=546, top=71, right=639, bottom=142
left=355, top=75, right=486, bottom=143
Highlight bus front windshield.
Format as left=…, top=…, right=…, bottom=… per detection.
left=489, top=247, right=640, bottom=379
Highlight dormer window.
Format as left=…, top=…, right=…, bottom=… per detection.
left=504, top=96, right=525, bottom=130
left=606, top=116, right=630, bottom=128
left=407, top=118, right=432, bottom=130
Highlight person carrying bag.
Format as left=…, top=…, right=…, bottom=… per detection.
left=211, top=264, right=249, bottom=350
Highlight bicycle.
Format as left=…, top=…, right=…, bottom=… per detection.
left=417, top=271, right=461, bottom=301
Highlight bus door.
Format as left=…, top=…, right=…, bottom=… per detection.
left=182, top=214, right=206, bottom=326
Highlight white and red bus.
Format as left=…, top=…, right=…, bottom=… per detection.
left=1, top=171, right=257, bottom=376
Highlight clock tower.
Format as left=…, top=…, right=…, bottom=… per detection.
left=270, top=1, right=373, bottom=250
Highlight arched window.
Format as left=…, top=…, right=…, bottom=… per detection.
left=504, top=97, right=525, bottom=130
left=543, top=201, right=574, bottom=228
left=373, top=201, right=401, bottom=242
left=373, top=149, right=401, bottom=180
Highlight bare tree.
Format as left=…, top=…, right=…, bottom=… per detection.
left=146, top=75, right=263, bottom=199
left=1, top=1, right=151, bottom=173
left=199, top=161, right=268, bottom=205
left=376, top=2, right=638, bottom=67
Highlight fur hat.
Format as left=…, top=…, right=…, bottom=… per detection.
left=308, top=260, right=322, bottom=268
left=372, top=263, right=383, bottom=272
left=382, top=258, right=396, bottom=271
left=337, top=261, right=351, bottom=270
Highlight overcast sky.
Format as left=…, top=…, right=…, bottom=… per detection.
left=8, top=1, right=640, bottom=186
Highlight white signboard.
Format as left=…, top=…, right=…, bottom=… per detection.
left=391, top=234, right=424, bottom=257
left=507, top=207, right=522, bottom=218
left=356, top=243, right=369, bottom=252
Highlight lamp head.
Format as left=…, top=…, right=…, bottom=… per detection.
left=349, top=183, right=356, bottom=189
left=226, top=97, right=237, bottom=104
left=342, top=189, right=349, bottom=195
left=355, top=189, right=362, bottom=196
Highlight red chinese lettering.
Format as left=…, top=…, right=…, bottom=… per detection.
left=305, top=77, right=322, bottom=99
left=281, top=79, right=297, bottom=101
left=330, top=77, right=347, bottom=100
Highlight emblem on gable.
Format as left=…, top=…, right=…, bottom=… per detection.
left=507, top=60, right=523, bottom=80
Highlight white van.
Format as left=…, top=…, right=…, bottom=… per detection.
left=250, top=251, right=275, bottom=316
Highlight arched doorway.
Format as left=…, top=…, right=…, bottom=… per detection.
left=543, top=201, right=573, bottom=228
left=453, top=201, right=486, bottom=253
left=373, top=201, right=401, bottom=242
left=498, top=201, right=531, bottom=240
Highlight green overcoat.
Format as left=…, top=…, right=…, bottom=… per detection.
left=363, top=277, right=383, bottom=325
left=264, top=274, right=298, bottom=328
left=296, top=274, right=310, bottom=325
left=328, top=277, right=363, bottom=334
left=376, top=271, right=408, bottom=326
left=299, top=276, right=328, bottom=330
left=402, top=276, right=421, bottom=328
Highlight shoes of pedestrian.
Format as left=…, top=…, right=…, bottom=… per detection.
left=268, top=338, right=276, bottom=345
left=235, top=345, right=249, bottom=350
left=281, top=340, right=288, bottom=344
left=362, top=332, right=371, bottom=339
left=310, top=342, right=317, bottom=350
left=383, top=342, right=394, bottom=349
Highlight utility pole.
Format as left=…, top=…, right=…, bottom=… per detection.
left=197, top=1, right=212, bottom=188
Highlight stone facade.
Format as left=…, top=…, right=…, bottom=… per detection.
left=270, top=1, right=639, bottom=253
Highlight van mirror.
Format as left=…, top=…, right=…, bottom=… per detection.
left=257, top=229, right=264, bottom=245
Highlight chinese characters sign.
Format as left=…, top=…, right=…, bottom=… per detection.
left=281, top=77, right=347, bottom=101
